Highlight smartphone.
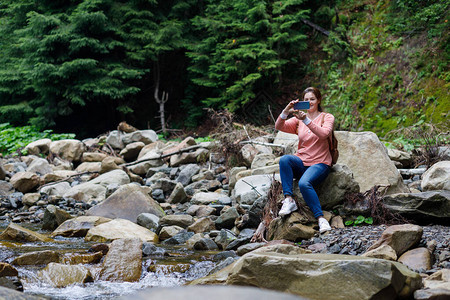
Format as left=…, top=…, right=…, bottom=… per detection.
left=294, top=101, right=310, bottom=110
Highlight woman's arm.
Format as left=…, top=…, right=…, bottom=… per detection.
left=307, top=113, right=335, bottom=139
left=275, top=115, right=299, bottom=134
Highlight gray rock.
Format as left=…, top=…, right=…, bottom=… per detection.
left=251, top=153, right=276, bottom=169
left=116, top=286, right=306, bottom=300
left=24, top=138, right=52, bottom=156
left=194, top=238, right=219, bottom=251
left=49, top=139, right=85, bottom=162
left=233, top=175, right=272, bottom=205
left=176, top=164, right=201, bottom=186
left=40, top=182, right=71, bottom=197
left=421, top=161, right=450, bottom=191
left=27, top=157, right=53, bottom=175
left=106, top=130, right=125, bottom=149
left=42, top=205, right=73, bottom=231
left=162, top=230, right=194, bottom=245
left=215, top=229, right=237, bottom=250
left=160, top=214, right=194, bottom=228
left=215, top=207, right=239, bottom=229
left=237, top=242, right=266, bottom=256
left=137, top=213, right=160, bottom=231
left=335, top=131, right=409, bottom=194
left=167, top=183, right=188, bottom=204
left=383, top=191, right=450, bottom=225
left=122, top=130, right=157, bottom=145
left=86, top=184, right=165, bottom=222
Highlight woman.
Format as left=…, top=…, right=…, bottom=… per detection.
left=275, top=87, right=333, bottom=233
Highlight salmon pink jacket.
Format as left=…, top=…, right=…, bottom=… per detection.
left=275, top=112, right=335, bottom=166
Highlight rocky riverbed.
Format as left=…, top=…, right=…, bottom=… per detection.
left=0, top=126, right=449, bottom=299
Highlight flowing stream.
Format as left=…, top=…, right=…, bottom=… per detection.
left=1, top=222, right=219, bottom=299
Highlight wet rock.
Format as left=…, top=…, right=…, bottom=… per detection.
left=49, top=139, right=85, bottom=162
left=60, top=251, right=103, bottom=265
left=10, top=172, right=40, bottom=193
left=137, top=213, right=160, bottom=231
left=42, top=205, right=73, bottom=230
left=86, top=184, right=165, bottom=222
left=366, top=224, right=423, bottom=257
left=12, top=250, right=60, bottom=266
left=99, top=238, right=142, bottom=282
left=0, top=223, right=51, bottom=242
left=185, top=233, right=204, bottom=249
left=39, top=263, right=93, bottom=288
left=194, top=238, right=219, bottom=251
left=51, top=216, right=111, bottom=237
left=421, top=161, right=450, bottom=191
left=334, top=131, right=408, bottom=194
left=398, top=247, right=432, bottom=272
left=88, top=244, right=109, bottom=255
left=0, top=263, right=18, bottom=277
left=382, top=191, right=450, bottom=225
left=85, top=218, right=158, bottom=243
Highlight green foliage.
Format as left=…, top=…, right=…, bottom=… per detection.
left=345, top=215, right=373, bottom=226
left=0, top=123, right=75, bottom=155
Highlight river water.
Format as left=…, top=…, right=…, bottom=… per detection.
left=0, top=222, right=219, bottom=299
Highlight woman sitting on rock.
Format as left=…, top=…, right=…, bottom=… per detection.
left=275, top=86, right=334, bottom=233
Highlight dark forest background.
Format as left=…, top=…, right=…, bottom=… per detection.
left=0, top=0, right=448, bottom=139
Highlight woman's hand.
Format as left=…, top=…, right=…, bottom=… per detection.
left=294, top=110, right=307, bottom=120
left=282, top=99, right=300, bottom=115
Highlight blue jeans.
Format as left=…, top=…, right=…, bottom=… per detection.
left=279, top=155, right=330, bottom=218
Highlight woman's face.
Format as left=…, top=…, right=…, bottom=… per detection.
left=304, top=92, right=320, bottom=113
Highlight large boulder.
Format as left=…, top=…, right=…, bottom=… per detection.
left=10, top=172, right=40, bottom=193
left=49, top=139, right=85, bottom=162
left=366, top=224, right=423, bottom=257
left=292, top=164, right=360, bottom=209
left=273, top=131, right=298, bottom=155
left=382, top=191, right=450, bottom=225
left=51, top=216, right=112, bottom=237
left=0, top=223, right=51, bottom=243
left=85, top=218, right=158, bottom=243
left=334, top=131, right=408, bottom=194
left=421, top=161, right=450, bottom=191
left=38, top=263, right=93, bottom=288
left=117, top=286, right=306, bottom=300
left=86, top=184, right=165, bottom=222
left=99, top=238, right=142, bottom=282
left=221, top=253, right=422, bottom=300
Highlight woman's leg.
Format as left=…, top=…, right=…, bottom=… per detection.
left=279, top=155, right=306, bottom=197
left=298, top=163, right=330, bottom=218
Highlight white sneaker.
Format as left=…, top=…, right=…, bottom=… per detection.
left=279, top=198, right=298, bottom=216
left=318, top=218, right=332, bottom=233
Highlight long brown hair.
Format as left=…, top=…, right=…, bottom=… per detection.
left=302, top=87, right=323, bottom=112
